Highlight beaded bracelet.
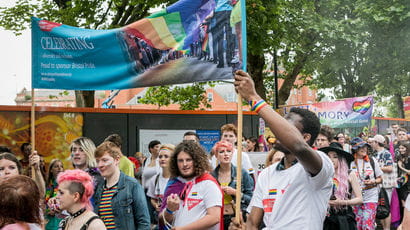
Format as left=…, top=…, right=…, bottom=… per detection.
left=249, top=99, right=268, bottom=113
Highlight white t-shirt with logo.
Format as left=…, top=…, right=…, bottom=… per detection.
left=146, top=173, right=169, bottom=200
left=174, top=179, right=223, bottom=230
left=211, top=149, right=255, bottom=175
left=247, top=151, right=334, bottom=230
left=350, top=157, right=383, bottom=203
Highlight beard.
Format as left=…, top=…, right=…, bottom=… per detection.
left=180, top=170, right=196, bottom=179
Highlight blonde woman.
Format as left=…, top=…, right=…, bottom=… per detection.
left=69, top=137, right=103, bottom=186
left=146, top=144, right=175, bottom=223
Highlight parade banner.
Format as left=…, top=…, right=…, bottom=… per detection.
left=404, top=96, right=410, bottom=120
left=32, top=0, right=245, bottom=90
left=280, top=96, right=374, bottom=128
left=196, top=129, right=220, bottom=153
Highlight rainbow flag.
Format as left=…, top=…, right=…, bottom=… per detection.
left=352, top=98, right=372, bottom=114
left=125, top=0, right=214, bottom=51
left=269, top=189, right=277, bottom=195
left=191, top=192, right=198, bottom=196
left=332, top=178, right=339, bottom=191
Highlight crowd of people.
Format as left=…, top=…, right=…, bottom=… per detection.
left=0, top=71, right=410, bottom=230
left=117, top=0, right=243, bottom=75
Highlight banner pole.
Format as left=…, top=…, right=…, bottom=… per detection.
left=235, top=0, right=247, bottom=223
left=235, top=94, right=243, bottom=223
left=31, top=88, right=36, bottom=176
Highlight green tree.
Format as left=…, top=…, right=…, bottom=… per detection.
left=309, top=0, right=377, bottom=99
left=138, top=82, right=213, bottom=110
left=309, top=0, right=410, bottom=117
left=361, top=0, right=410, bottom=118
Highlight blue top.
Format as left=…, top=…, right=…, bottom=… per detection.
left=215, top=0, right=233, bottom=12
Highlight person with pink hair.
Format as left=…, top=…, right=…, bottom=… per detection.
left=56, top=169, right=106, bottom=230
left=320, top=142, right=363, bottom=229
left=210, top=140, right=254, bottom=229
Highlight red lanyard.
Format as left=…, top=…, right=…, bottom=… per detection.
left=180, top=181, right=193, bottom=206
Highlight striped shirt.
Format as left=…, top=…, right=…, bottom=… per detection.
left=99, top=184, right=118, bottom=229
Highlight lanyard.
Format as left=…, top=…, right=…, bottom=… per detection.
left=180, top=181, right=194, bottom=207
left=354, top=158, right=366, bottom=181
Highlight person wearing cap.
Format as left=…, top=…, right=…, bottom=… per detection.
left=370, top=134, right=395, bottom=230
left=320, top=142, right=362, bottom=230
left=350, top=137, right=383, bottom=230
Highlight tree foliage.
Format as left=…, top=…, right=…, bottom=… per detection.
left=1, top=0, right=409, bottom=115
left=138, top=82, right=213, bottom=110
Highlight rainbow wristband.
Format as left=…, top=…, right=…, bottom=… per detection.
left=165, top=208, right=174, bottom=215
left=249, top=99, right=268, bottom=113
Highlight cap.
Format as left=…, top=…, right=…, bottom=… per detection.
left=373, top=134, right=385, bottom=144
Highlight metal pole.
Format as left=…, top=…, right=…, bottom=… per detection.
left=274, top=48, right=279, bottom=109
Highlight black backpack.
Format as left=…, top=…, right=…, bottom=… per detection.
left=369, top=157, right=390, bottom=219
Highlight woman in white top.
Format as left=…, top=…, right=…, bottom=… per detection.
left=141, top=140, right=162, bottom=225
left=142, top=140, right=162, bottom=189
left=349, top=137, right=383, bottom=230
left=146, top=144, right=175, bottom=216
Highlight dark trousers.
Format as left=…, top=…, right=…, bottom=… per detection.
left=212, top=10, right=234, bottom=66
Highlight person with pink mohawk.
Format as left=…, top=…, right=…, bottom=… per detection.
left=56, top=169, right=106, bottom=230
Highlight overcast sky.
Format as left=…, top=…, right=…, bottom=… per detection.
left=0, top=0, right=31, bottom=105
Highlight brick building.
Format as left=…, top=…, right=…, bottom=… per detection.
left=15, top=77, right=316, bottom=109
left=14, top=88, right=76, bottom=107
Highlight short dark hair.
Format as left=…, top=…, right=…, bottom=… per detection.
left=319, top=125, right=334, bottom=142
left=148, top=140, right=161, bottom=150
left=0, top=175, right=41, bottom=227
left=20, top=143, right=30, bottom=153
left=183, top=131, right=199, bottom=140
left=289, top=107, right=321, bottom=146
left=0, top=146, right=11, bottom=154
left=169, top=141, right=210, bottom=178
left=104, top=134, right=122, bottom=148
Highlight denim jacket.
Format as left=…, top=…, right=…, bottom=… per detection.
left=211, top=164, right=254, bottom=210
left=93, top=172, right=150, bottom=230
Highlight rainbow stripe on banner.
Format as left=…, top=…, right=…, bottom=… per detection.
left=269, top=189, right=277, bottom=195
left=191, top=192, right=198, bottom=196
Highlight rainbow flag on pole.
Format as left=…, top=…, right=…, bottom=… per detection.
left=32, top=0, right=246, bottom=90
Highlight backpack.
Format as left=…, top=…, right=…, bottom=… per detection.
left=369, top=157, right=390, bottom=219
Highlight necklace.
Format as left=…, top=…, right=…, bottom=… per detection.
left=354, top=158, right=366, bottom=181
left=69, top=208, right=86, bottom=218
left=59, top=208, right=86, bottom=229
